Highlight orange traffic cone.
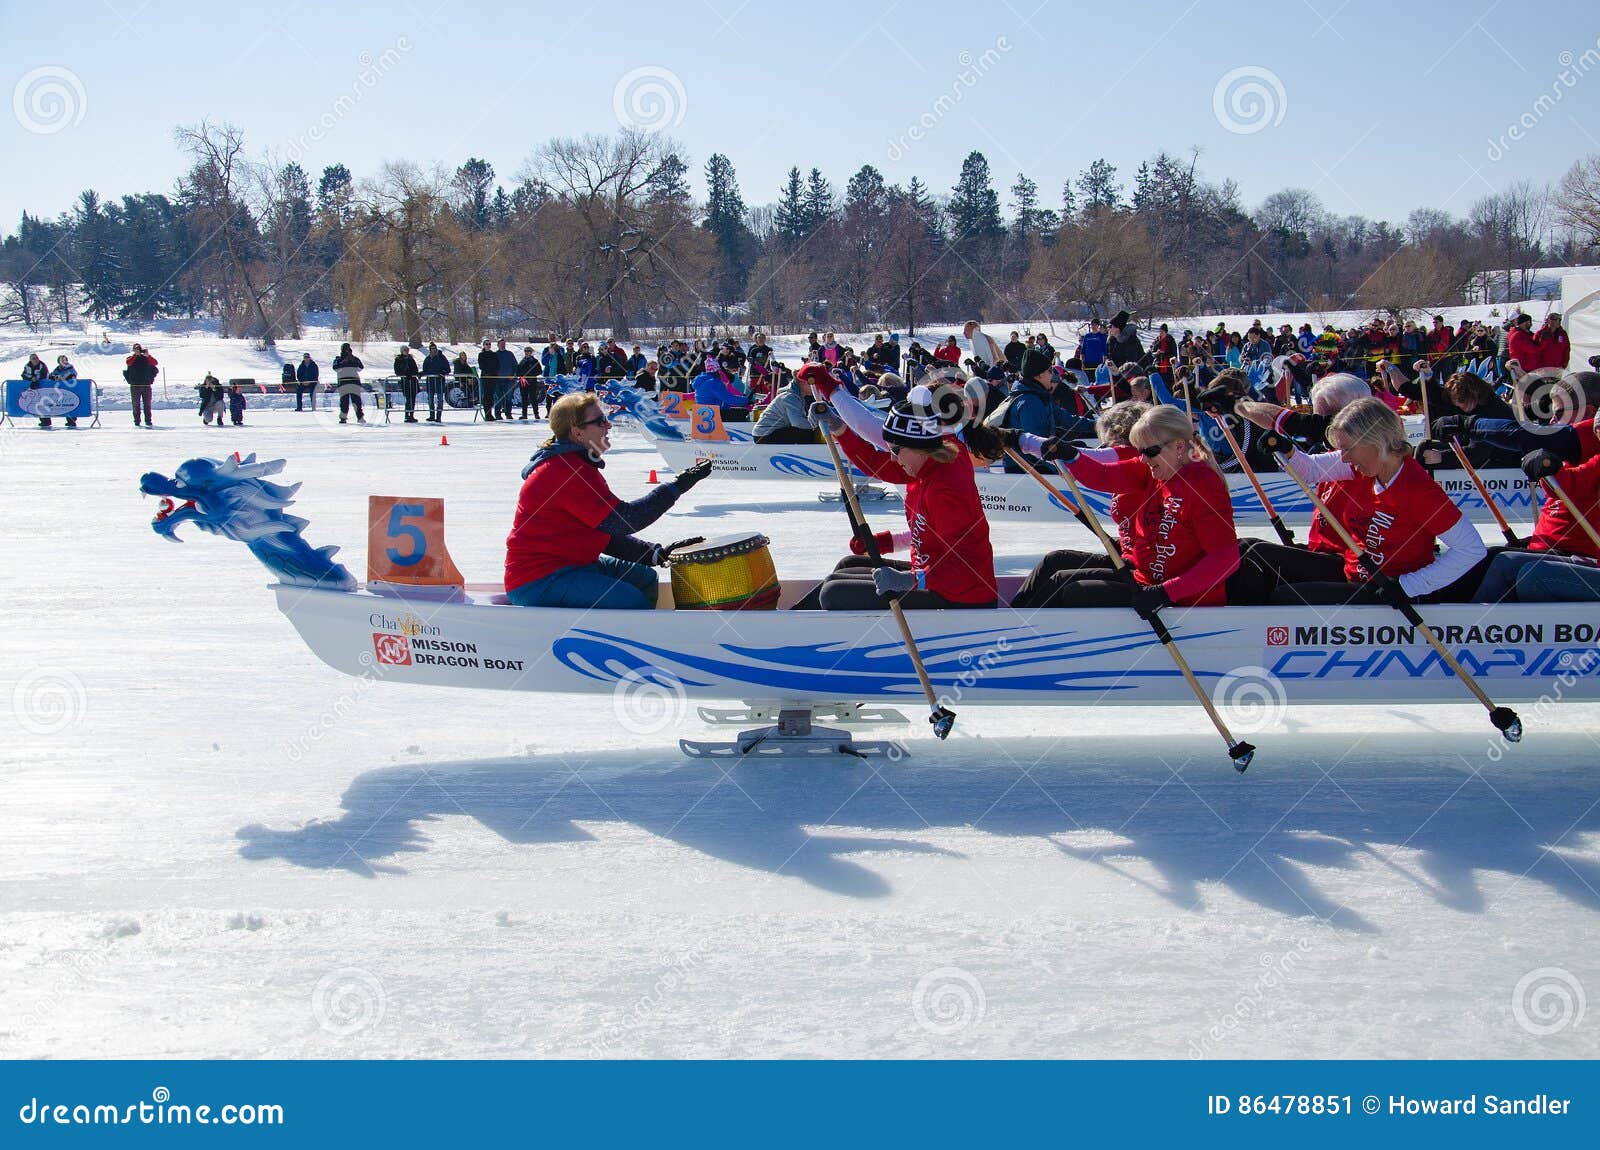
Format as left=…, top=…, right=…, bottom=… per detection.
left=232, top=451, right=241, bottom=462
left=440, top=435, right=449, bottom=446
left=646, top=468, right=659, bottom=484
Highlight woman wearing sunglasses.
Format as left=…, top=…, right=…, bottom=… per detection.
left=504, top=393, right=712, bottom=609
left=794, top=365, right=996, bottom=611
left=1011, top=404, right=1240, bottom=613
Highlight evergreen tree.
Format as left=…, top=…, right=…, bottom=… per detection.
left=1076, top=158, right=1121, bottom=211
left=646, top=152, right=690, bottom=209
left=73, top=190, right=122, bottom=320
left=1060, top=178, right=1078, bottom=221
left=703, top=153, right=755, bottom=306
left=1009, top=172, right=1056, bottom=238
left=774, top=166, right=807, bottom=249
left=452, top=158, right=495, bottom=231
left=947, top=151, right=1004, bottom=241
left=801, top=168, right=835, bottom=234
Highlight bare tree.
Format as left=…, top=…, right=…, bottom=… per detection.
left=1556, top=154, right=1600, bottom=254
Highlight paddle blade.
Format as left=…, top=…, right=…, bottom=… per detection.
left=1229, top=741, right=1256, bottom=772
left=1490, top=707, right=1523, bottom=743
left=930, top=707, right=956, bottom=741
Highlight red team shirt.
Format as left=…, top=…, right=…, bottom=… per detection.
left=836, top=430, right=997, bottom=605
left=504, top=451, right=621, bottom=591
left=1330, top=457, right=1461, bottom=582
left=1066, top=455, right=1240, bottom=606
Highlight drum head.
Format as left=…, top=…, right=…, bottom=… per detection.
left=669, top=533, right=769, bottom=564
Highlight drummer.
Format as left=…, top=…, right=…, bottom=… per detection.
left=793, top=365, right=997, bottom=611
left=504, top=393, right=712, bottom=608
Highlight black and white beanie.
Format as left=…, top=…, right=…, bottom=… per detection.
left=883, top=394, right=947, bottom=449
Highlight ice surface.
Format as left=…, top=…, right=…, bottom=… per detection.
left=3, top=409, right=1597, bottom=1058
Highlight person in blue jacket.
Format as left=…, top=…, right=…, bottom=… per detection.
left=996, top=347, right=1096, bottom=472
left=295, top=353, right=319, bottom=411
left=1077, top=319, right=1108, bottom=368
left=494, top=340, right=518, bottom=420
left=574, top=343, right=597, bottom=389
left=48, top=354, right=79, bottom=429
left=691, top=357, right=753, bottom=421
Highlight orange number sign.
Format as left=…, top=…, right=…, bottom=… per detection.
left=367, top=496, right=464, bottom=590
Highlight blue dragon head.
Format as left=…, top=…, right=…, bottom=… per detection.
left=139, top=454, right=356, bottom=592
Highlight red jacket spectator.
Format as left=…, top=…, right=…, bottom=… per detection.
left=1536, top=320, right=1571, bottom=371
left=1507, top=321, right=1541, bottom=372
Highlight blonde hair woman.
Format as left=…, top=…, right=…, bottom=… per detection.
left=1008, top=403, right=1239, bottom=613
left=1264, top=397, right=1486, bottom=605
left=503, top=394, right=713, bottom=608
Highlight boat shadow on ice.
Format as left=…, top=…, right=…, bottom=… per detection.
left=233, top=731, right=1600, bottom=928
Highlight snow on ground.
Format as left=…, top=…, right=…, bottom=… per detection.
left=3, top=410, right=1600, bottom=1058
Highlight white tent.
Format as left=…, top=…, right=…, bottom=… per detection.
left=1561, top=272, right=1600, bottom=370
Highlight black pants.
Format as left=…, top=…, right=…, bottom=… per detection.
left=1269, top=553, right=1494, bottom=606
left=1011, top=549, right=1119, bottom=608
left=399, top=376, right=419, bottom=417
left=481, top=379, right=499, bottom=420
left=424, top=376, right=445, bottom=419
left=338, top=385, right=364, bottom=421
left=722, top=408, right=752, bottom=423
left=754, top=426, right=819, bottom=445
left=129, top=384, right=152, bottom=425
left=1227, top=539, right=1346, bottom=605
left=520, top=381, right=537, bottom=418
left=294, top=383, right=307, bottom=411
left=791, top=556, right=993, bottom=611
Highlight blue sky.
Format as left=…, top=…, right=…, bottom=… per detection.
left=4, top=0, right=1599, bottom=231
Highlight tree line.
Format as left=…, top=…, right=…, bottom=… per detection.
left=3, top=120, right=1598, bottom=343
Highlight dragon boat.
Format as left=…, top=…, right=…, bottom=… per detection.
left=141, top=454, right=1598, bottom=760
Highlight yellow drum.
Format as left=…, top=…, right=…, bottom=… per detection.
left=668, top=533, right=780, bottom=610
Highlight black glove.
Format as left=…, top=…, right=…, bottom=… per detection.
left=1041, top=437, right=1080, bottom=463
left=657, top=536, right=705, bottom=565
left=674, top=458, right=713, bottom=490
left=1431, top=414, right=1475, bottom=442
left=1131, top=582, right=1171, bottom=621
left=1257, top=429, right=1290, bottom=457
left=1365, top=570, right=1410, bottom=609
left=996, top=426, right=1023, bottom=450
left=1196, top=384, right=1235, bottom=415
left=1356, top=550, right=1384, bottom=581
left=1415, top=438, right=1448, bottom=468
left=1522, top=448, right=1564, bottom=482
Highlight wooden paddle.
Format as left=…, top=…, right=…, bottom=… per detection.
left=1273, top=451, right=1522, bottom=742
left=1003, top=445, right=1257, bottom=771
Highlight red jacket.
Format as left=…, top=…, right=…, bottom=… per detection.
left=1507, top=326, right=1541, bottom=371
left=835, top=429, right=996, bottom=605
left=1064, top=455, right=1240, bottom=605
left=504, top=449, right=619, bottom=591
left=1536, top=327, right=1571, bottom=371
left=933, top=344, right=962, bottom=365
left=1530, top=452, right=1600, bottom=559
left=1426, top=325, right=1453, bottom=355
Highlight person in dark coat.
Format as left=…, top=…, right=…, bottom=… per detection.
left=421, top=342, right=450, bottom=422
left=198, top=372, right=226, bottom=426
left=331, top=343, right=365, bottom=424
left=281, top=362, right=298, bottom=409
left=478, top=340, right=501, bottom=421
left=48, top=354, right=80, bottom=428
left=995, top=347, right=1097, bottom=472
left=1105, top=311, right=1144, bottom=369
left=124, top=344, right=159, bottom=427
left=393, top=345, right=421, bottom=422
left=296, top=353, right=319, bottom=410
left=228, top=382, right=248, bottom=426
left=516, top=345, right=543, bottom=419
left=495, top=339, right=519, bottom=420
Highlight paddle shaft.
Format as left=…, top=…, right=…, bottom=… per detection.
left=1210, top=413, right=1294, bottom=546
left=817, top=421, right=944, bottom=715
left=1273, top=452, right=1503, bottom=716
left=1448, top=437, right=1522, bottom=546
left=1002, top=446, right=1248, bottom=756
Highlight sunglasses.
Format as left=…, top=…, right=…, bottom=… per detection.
left=576, top=415, right=612, bottom=430
left=1138, top=439, right=1180, bottom=458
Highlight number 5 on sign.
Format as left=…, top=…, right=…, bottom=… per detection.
left=691, top=404, right=729, bottom=441
left=367, top=496, right=464, bottom=591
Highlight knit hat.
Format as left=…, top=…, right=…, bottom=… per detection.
left=882, top=398, right=946, bottom=449
left=1020, top=346, right=1055, bottom=381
